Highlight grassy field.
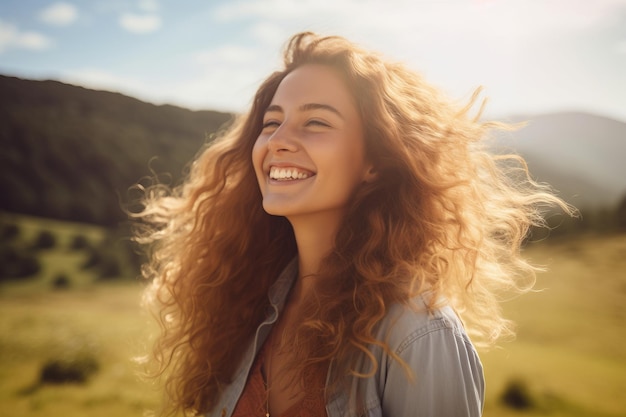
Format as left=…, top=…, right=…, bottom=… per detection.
left=0, top=285, right=159, bottom=417
left=481, top=234, right=626, bottom=417
left=1, top=214, right=625, bottom=416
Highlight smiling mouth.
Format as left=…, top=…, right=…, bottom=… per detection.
left=269, top=166, right=315, bottom=181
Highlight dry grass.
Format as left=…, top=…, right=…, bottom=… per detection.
left=0, top=284, right=159, bottom=417
left=481, top=234, right=626, bottom=417
left=1, top=213, right=625, bottom=416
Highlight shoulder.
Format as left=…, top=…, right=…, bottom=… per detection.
left=373, top=295, right=485, bottom=417
left=327, top=294, right=484, bottom=417
left=378, top=294, right=472, bottom=353
left=374, top=293, right=484, bottom=397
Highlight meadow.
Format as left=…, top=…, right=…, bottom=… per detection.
left=1, top=214, right=624, bottom=417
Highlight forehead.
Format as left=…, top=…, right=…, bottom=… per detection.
left=270, top=64, right=356, bottom=112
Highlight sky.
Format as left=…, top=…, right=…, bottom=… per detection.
left=1, top=0, right=625, bottom=121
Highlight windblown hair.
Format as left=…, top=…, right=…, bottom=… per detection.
left=134, top=32, right=571, bottom=415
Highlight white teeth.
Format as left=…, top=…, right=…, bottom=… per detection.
left=269, top=166, right=311, bottom=180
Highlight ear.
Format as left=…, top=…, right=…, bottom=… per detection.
left=363, top=165, right=378, bottom=183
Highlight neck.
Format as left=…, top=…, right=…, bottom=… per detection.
left=288, top=211, right=343, bottom=298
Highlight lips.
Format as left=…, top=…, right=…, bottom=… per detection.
left=269, top=166, right=315, bottom=181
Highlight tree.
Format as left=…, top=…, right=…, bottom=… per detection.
left=616, top=194, right=626, bottom=231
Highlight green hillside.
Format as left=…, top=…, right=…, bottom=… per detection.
left=0, top=75, right=232, bottom=226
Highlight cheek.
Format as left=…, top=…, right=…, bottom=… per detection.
left=251, top=138, right=266, bottom=183
left=251, top=138, right=263, bottom=170
left=337, top=136, right=367, bottom=180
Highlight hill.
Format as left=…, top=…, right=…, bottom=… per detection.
left=494, top=112, right=626, bottom=208
left=0, top=75, right=232, bottom=225
left=1, top=75, right=624, bottom=225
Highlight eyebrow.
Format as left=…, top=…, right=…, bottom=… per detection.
left=264, top=103, right=345, bottom=120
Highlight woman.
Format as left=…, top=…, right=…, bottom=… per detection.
left=135, top=32, right=570, bottom=417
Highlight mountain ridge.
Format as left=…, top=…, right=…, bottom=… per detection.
left=1, top=74, right=623, bottom=225
left=0, top=74, right=232, bottom=225
left=494, top=111, right=626, bottom=207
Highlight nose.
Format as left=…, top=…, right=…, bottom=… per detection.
left=266, top=123, right=298, bottom=153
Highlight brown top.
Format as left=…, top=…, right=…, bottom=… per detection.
left=231, top=340, right=327, bottom=417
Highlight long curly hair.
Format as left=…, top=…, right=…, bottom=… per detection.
left=134, top=32, right=571, bottom=416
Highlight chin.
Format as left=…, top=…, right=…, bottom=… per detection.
left=261, top=202, right=289, bottom=217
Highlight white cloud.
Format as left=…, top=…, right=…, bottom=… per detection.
left=158, top=69, right=263, bottom=111
left=139, top=0, right=160, bottom=13
left=194, top=45, right=261, bottom=65
left=59, top=66, right=257, bottom=112
left=249, top=22, right=288, bottom=46
left=185, top=44, right=277, bottom=110
left=60, top=68, right=149, bottom=97
left=22, top=0, right=622, bottom=119
left=119, top=13, right=161, bottom=34
left=212, top=0, right=387, bottom=22
left=213, top=0, right=626, bottom=45
left=17, top=32, right=52, bottom=50
left=0, top=20, right=52, bottom=53
left=39, top=2, right=78, bottom=26
left=0, top=22, right=17, bottom=52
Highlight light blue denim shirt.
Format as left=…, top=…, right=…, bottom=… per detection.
left=208, top=258, right=484, bottom=417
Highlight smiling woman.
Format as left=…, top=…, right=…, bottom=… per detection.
left=253, top=64, right=373, bottom=234
left=133, top=32, right=572, bottom=417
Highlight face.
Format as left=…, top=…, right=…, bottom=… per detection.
left=252, top=64, right=374, bottom=225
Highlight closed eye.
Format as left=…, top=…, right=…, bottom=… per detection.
left=306, top=119, right=331, bottom=127
left=262, top=120, right=281, bottom=129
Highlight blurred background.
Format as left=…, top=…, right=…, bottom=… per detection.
left=1, top=1, right=625, bottom=416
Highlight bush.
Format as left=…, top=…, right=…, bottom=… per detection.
left=69, top=234, right=91, bottom=250
left=39, top=353, right=100, bottom=384
left=97, top=258, right=122, bottom=280
left=82, top=247, right=122, bottom=280
left=616, top=195, right=626, bottom=231
left=82, top=232, right=136, bottom=280
left=0, top=247, right=41, bottom=280
left=81, top=247, right=102, bottom=269
left=32, top=230, right=56, bottom=250
left=52, top=273, right=71, bottom=289
left=0, top=223, right=20, bottom=241
left=500, top=377, right=535, bottom=410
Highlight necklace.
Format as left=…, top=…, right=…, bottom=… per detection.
left=264, top=335, right=273, bottom=417
left=265, top=373, right=270, bottom=417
